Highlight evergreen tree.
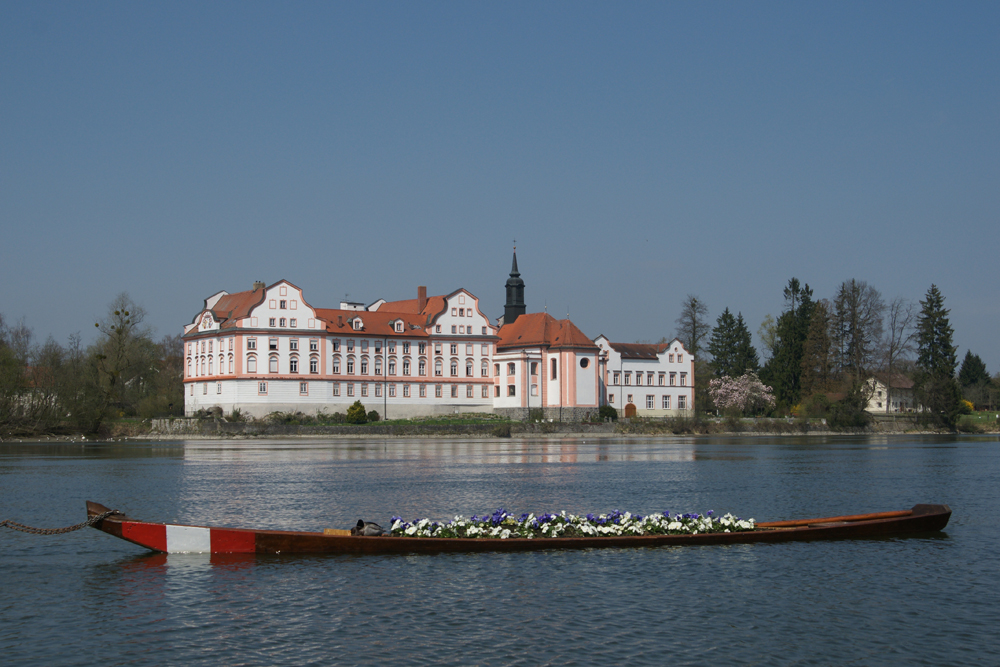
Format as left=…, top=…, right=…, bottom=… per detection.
left=708, top=308, right=739, bottom=377
left=800, top=300, right=833, bottom=397
left=914, top=285, right=961, bottom=429
left=761, top=279, right=813, bottom=409
left=732, top=313, right=760, bottom=377
left=958, top=351, right=989, bottom=388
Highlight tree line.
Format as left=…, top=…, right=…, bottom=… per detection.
left=0, top=293, right=183, bottom=436
left=671, top=281, right=993, bottom=430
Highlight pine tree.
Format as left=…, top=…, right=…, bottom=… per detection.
left=708, top=308, right=738, bottom=377
left=958, top=351, right=989, bottom=388
left=761, top=279, right=813, bottom=408
left=914, top=285, right=961, bottom=429
left=732, top=313, right=760, bottom=377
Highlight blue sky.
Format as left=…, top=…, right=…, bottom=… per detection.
left=2, top=2, right=997, bottom=371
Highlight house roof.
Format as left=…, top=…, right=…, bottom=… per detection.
left=496, top=313, right=597, bottom=351
left=872, top=372, right=915, bottom=390
left=604, top=342, right=669, bottom=360
left=315, top=309, right=430, bottom=338
left=209, top=289, right=266, bottom=329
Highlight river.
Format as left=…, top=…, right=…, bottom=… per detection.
left=1, top=434, right=997, bottom=666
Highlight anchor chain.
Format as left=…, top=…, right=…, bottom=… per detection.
left=1, top=509, right=122, bottom=535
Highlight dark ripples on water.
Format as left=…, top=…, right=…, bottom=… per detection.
left=1, top=435, right=998, bottom=666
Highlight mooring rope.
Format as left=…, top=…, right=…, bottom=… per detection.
left=0, top=509, right=122, bottom=535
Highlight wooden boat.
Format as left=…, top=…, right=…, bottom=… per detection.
left=86, top=501, right=951, bottom=555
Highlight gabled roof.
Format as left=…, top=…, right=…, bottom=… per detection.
left=315, top=309, right=430, bottom=338
left=209, top=290, right=266, bottom=329
left=598, top=337, right=685, bottom=359
left=871, top=373, right=915, bottom=390
left=496, top=313, right=596, bottom=351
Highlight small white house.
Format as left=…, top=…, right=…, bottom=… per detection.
left=865, top=374, right=919, bottom=413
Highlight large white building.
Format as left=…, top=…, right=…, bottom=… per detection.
left=595, top=336, right=695, bottom=417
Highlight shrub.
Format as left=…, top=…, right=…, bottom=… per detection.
left=226, top=408, right=246, bottom=422
left=328, top=411, right=346, bottom=424
left=598, top=405, right=618, bottom=422
left=346, top=401, right=368, bottom=424
left=366, top=410, right=380, bottom=423
left=528, top=408, right=545, bottom=422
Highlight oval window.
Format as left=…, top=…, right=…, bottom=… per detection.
left=579, top=358, right=590, bottom=368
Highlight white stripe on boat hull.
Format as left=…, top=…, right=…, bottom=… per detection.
left=166, top=525, right=212, bottom=553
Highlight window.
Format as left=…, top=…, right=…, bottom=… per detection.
left=361, top=340, right=369, bottom=352
left=646, top=395, right=654, bottom=409
left=481, top=360, right=489, bottom=377
left=507, top=385, right=516, bottom=397
left=658, top=373, right=665, bottom=386
left=678, top=395, right=687, bottom=409
left=613, top=372, right=620, bottom=385
left=333, top=383, right=340, bottom=397
left=347, top=384, right=354, bottom=397
left=333, top=357, right=341, bottom=374
left=647, top=373, right=654, bottom=385
left=435, top=325, right=441, bottom=333
left=270, top=356, right=279, bottom=373
left=494, top=386, right=500, bottom=397
left=451, top=308, right=457, bottom=316
left=550, top=359, right=558, bottom=381
left=395, top=321, right=403, bottom=333
left=269, top=338, right=278, bottom=351
left=388, top=342, right=396, bottom=353
left=388, top=385, right=396, bottom=397
left=229, top=338, right=234, bottom=350
left=208, top=357, right=214, bottom=375
left=419, top=385, right=426, bottom=397
left=450, top=344, right=458, bottom=355
left=375, top=384, right=381, bottom=397
left=481, top=385, right=489, bottom=398
left=353, top=319, right=363, bottom=331
left=228, top=356, right=233, bottom=374
left=208, top=341, right=213, bottom=353
left=248, top=356, right=257, bottom=373
left=531, top=384, right=538, bottom=396
left=625, top=372, right=631, bottom=385
left=678, top=354, right=683, bottom=363
left=347, top=359, right=355, bottom=374
left=435, top=343, right=442, bottom=355
left=290, top=357, right=299, bottom=373
left=280, top=300, right=287, bottom=309
left=482, top=326, right=487, bottom=335
left=481, top=344, right=489, bottom=355
left=466, top=344, right=473, bottom=355
left=419, top=359, right=426, bottom=376
left=361, top=384, right=368, bottom=397
left=269, top=318, right=276, bottom=327
left=670, top=373, right=676, bottom=386
left=374, top=358, right=382, bottom=375
left=389, top=359, right=396, bottom=375
left=403, top=342, right=411, bottom=354
left=247, top=338, right=257, bottom=350
left=450, top=359, right=458, bottom=376
left=609, top=394, right=615, bottom=404
left=494, top=363, right=500, bottom=376
left=581, top=358, right=590, bottom=369
left=451, top=385, right=458, bottom=398
left=187, top=359, right=192, bottom=377
left=669, top=354, right=674, bottom=363
left=418, top=343, right=426, bottom=355
left=347, top=340, right=354, bottom=352
left=680, top=373, right=687, bottom=386
left=280, top=319, right=288, bottom=329
left=258, top=381, right=267, bottom=394
left=636, top=373, right=642, bottom=386
left=403, top=359, right=410, bottom=376
left=663, top=395, right=671, bottom=409
left=458, top=308, right=463, bottom=317
left=530, top=362, right=538, bottom=376
left=300, top=382, right=308, bottom=395
left=310, top=357, right=318, bottom=374
left=507, top=362, right=516, bottom=376
left=310, top=339, right=318, bottom=352
left=217, top=382, right=222, bottom=394
left=435, top=385, right=442, bottom=398
left=361, top=358, right=368, bottom=374
left=452, top=325, right=457, bottom=334
left=290, top=339, right=299, bottom=351
left=374, top=341, right=381, bottom=354
left=333, top=339, right=341, bottom=352
left=435, top=359, right=443, bottom=376
left=403, top=384, right=410, bottom=397
left=627, top=394, right=633, bottom=403
left=290, top=319, right=297, bottom=328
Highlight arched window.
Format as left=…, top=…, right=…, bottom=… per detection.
left=208, top=357, right=214, bottom=375
left=289, top=356, right=298, bottom=373
left=419, top=358, right=426, bottom=376
left=247, top=355, right=257, bottom=373
left=218, top=355, right=224, bottom=374
left=402, top=358, right=410, bottom=376
left=551, top=358, right=557, bottom=380
left=481, top=360, right=489, bottom=377
left=269, top=356, right=279, bottom=373
left=466, top=359, right=473, bottom=377
left=435, top=359, right=443, bottom=376
left=310, top=356, right=318, bottom=374
left=374, top=357, right=382, bottom=375
left=347, top=357, right=355, bottom=374
left=388, top=358, right=396, bottom=375
left=333, top=355, right=341, bottom=374
left=450, top=359, right=458, bottom=377
left=201, top=358, right=206, bottom=375
left=187, top=359, right=192, bottom=377
left=361, top=357, right=369, bottom=375
left=228, top=354, right=233, bottom=374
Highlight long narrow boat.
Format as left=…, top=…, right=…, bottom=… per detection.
left=86, top=501, right=951, bottom=555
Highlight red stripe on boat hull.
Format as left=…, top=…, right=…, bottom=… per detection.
left=121, top=522, right=167, bottom=552
left=211, top=528, right=257, bottom=554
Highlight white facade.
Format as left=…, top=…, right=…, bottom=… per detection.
left=595, top=336, right=695, bottom=417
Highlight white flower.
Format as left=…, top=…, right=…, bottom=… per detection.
left=405, top=525, right=417, bottom=536
left=668, top=521, right=682, bottom=531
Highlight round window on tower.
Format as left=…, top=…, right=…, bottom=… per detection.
left=579, top=358, right=590, bottom=369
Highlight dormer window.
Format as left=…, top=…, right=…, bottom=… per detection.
left=353, top=318, right=363, bottom=330
left=395, top=321, right=403, bottom=333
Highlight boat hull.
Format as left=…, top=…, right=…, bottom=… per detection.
left=86, top=502, right=951, bottom=555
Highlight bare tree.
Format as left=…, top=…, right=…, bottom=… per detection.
left=757, top=314, right=778, bottom=363
left=674, top=295, right=709, bottom=359
left=831, top=279, right=885, bottom=386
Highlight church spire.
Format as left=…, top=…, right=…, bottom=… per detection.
left=504, top=246, right=526, bottom=324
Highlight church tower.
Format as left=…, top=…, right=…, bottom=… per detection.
left=504, top=248, right=526, bottom=324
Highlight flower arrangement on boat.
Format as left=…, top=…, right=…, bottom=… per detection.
left=389, top=508, right=756, bottom=539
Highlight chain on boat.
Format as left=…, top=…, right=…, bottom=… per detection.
left=0, top=509, right=122, bottom=535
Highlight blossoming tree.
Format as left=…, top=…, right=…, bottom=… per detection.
left=708, top=373, right=776, bottom=416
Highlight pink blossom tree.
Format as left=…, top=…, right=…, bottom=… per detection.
left=708, top=373, right=776, bottom=416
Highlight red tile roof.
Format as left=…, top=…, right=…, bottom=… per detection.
left=209, top=289, right=266, bottom=329
left=496, top=313, right=596, bottom=351
left=315, top=309, right=430, bottom=338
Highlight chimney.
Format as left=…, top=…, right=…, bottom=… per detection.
left=337, top=315, right=343, bottom=327
left=252, top=280, right=265, bottom=292
left=418, top=286, right=427, bottom=312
